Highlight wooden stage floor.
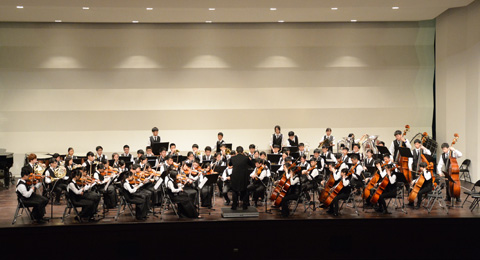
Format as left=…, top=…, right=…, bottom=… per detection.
left=1, top=182, right=479, bottom=259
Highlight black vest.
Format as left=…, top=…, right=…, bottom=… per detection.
left=393, top=140, right=407, bottom=159
left=272, top=134, right=283, bottom=147
left=288, top=136, right=298, bottom=147
left=364, top=158, right=374, bottom=167
left=150, top=136, right=161, bottom=146
left=16, top=181, right=29, bottom=200
left=69, top=181, right=83, bottom=202
left=216, top=140, right=225, bottom=153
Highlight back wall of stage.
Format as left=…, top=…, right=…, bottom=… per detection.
left=0, top=21, right=435, bottom=175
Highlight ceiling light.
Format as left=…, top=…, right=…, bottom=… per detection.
left=331, top=7, right=338, bottom=10
left=55, top=20, right=62, bottom=23
left=132, top=20, right=139, bottom=23
left=146, top=7, right=153, bottom=11
left=205, top=21, right=213, bottom=23
left=392, top=7, right=400, bottom=10
left=16, top=6, right=24, bottom=9
left=82, top=7, right=89, bottom=10
left=278, top=20, right=285, bottom=23
left=270, top=8, right=277, bottom=11
left=208, top=8, right=215, bottom=11
left=351, top=20, right=357, bottom=22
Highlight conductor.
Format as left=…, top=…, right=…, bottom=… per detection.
left=230, top=146, right=254, bottom=210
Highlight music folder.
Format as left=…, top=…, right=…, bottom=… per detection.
left=213, top=165, right=227, bottom=175
left=376, top=146, right=391, bottom=156
left=267, top=154, right=282, bottom=164
left=288, top=146, right=299, bottom=153
left=225, top=143, right=233, bottom=151
left=199, top=174, right=220, bottom=189
left=152, top=142, right=169, bottom=156
left=398, top=147, right=413, bottom=158
left=201, top=160, right=212, bottom=168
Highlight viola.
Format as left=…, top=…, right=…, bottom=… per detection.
left=76, top=176, right=95, bottom=186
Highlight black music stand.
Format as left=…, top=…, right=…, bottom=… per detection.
left=377, top=146, right=391, bottom=157
left=152, top=142, right=169, bottom=156
left=147, top=158, right=158, bottom=168
left=108, top=159, right=115, bottom=166
left=288, top=146, right=299, bottom=153
left=267, top=154, right=282, bottom=165
left=225, top=143, right=233, bottom=151
left=73, top=159, right=83, bottom=165
left=171, top=155, right=184, bottom=164
left=198, top=174, right=220, bottom=214
left=291, top=152, right=300, bottom=160
left=398, top=147, right=413, bottom=158
left=201, top=160, right=212, bottom=168
left=119, top=156, right=133, bottom=169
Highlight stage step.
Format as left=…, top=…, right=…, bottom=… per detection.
left=221, top=207, right=259, bottom=218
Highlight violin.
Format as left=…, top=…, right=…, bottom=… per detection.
left=101, top=166, right=118, bottom=176
left=76, top=176, right=95, bottom=186
left=253, top=166, right=264, bottom=180
left=26, top=173, right=43, bottom=186
left=129, top=178, right=141, bottom=185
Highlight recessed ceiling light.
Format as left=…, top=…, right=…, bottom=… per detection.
left=270, top=8, right=277, bottom=11
left=146, top=7, right=153, bottom=11
left=392, top=7, right=400, bottom=10
left=82, top=7, right=89, bottom=10
left=208, top=8, right=215, bottom=11
left=278, top=20, right=285, bottom=23
left=16, top=6, right=24, bottom=9
left=351, top=20, right=357, bottom=22
left=206, top=21, right=213, bottom=23
left=55, top=20, right=62, bottom=23
left=331, top=7, right=338, bottom=10
left=132, top=20, right=139, bottom=23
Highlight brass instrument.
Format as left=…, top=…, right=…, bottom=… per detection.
left=34, top=163, right=46, bottom=175
left=54, top=166, right=67, bottom=179
left=225, top=148, right=231, bottom=155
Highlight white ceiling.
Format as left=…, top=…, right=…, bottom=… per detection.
left=0, top=0, right=475, bottom=23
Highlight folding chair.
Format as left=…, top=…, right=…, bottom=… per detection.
left=160, top=186, right=179, bottom=219
left=461, top=180, right=480, bottom=208
left=115, top=188, right=135, bottom=221
left=386, top=182, right=407, bottom=214
left=339, top=189, right=360, bottom=216
left=62, top=193, right=83, bottom=223
left=459, top=159, right=472, bottom=183
left=425, top=183, right=449, bottom=214
left=12, top=193, right=34, bottom=225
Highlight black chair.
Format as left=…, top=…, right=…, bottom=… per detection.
left=161, top=186, right=179, bottom=220
left=386, top=182, right=407, bottom=214
left=426, top=183, right=449, bottom=214
left=12, top=193, right=34, bottom=225
left=462, top=180, right=480, bottom=208
left=459, top=159, right=472, bottom=183
left=115, top=188, right=135, bottom=221
left=62, top=192, right=83, bottom=223
left=469, top=193, right=480, bottom=212
left=339, top=188, right=360, bottom=216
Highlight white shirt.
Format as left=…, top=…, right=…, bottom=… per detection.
left=93, top=171, right=110, bottom=185
left=123, top=180, right=144, bottom=194
left=286, top=172, right=300, bottom=185
left=269, top=133, right=287, bottom=148
left=379, top=170, right=397, bottom=184
left=167, top=177, right=183, bottom=193
left=67, top=181, right=87, bottom=194
left=250, top=167, right=268, bottom=181
left=414, top=169, right=431, bottom=184
left=437, top=149, right=462, bottom=175
left=320, top=134, right=336, bottom=146
left=408, top=147, right=432, bottom=171
left=389, top=139, right=412, bottom=157
left=322, top=152, right=336, bottom=163
left=350, top=163, right=364, bottom=180
left=16, top=179, right=41, bottom=198
left=221, top=168, right=233, bottom=181
left=307, top=168, right=320, bottom=181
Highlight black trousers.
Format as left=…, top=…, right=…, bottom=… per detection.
left=329, top=192, right=349, bottom=214
left=83, top=191, right=101, bottom=213
left=72, top=197, right=96, bottom=218
left=96, top=184, right=118, bottom=209
left=52, top=180, right=68, bottom=202
left=172, top=192, right=198, bottom=218
left=200, top=184, right=213, bottom=207
left=127, top=193, right=148, bottom=220
left=232, top=189, right=248, bottom=208
left=23, top=194, right=48, bottom=220
left=280, top=190, right=300, bottom=217
left=378, top=189, right=397, bottom=211
left=247, top=181, right=266, bottom=202
left=416, top=183, right=433, bottom=206
left=222, top=181, right=232, bottom=203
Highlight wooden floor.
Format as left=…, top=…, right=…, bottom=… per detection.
left=0, top=181, right=479, bottom=227
left=1, top=182, right=479, bottom=259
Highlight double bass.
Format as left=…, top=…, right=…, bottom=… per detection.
left=396, top=125, right=412, bottom=184
left=447, top=134, right=461, bottom=199
left=408, top=133, right=436, bottom=203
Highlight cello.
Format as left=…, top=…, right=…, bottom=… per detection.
left=370, top=165, right=397, bottom=204
left=270, top=162, right=298, bottom=206
left=363, top=166, right=381, bottom=200
left=323, top=168, right=354, bottom=207
left=447, top=134, right=461, bottom=199
left=396, top=125, right=412, bottom=184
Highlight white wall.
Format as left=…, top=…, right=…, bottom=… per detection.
left=0, top=22, right=435, bottom=175
left=436, top=0, right=480, bottom=182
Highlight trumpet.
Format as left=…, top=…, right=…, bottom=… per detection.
left=225, top=148, right=231, bottom=155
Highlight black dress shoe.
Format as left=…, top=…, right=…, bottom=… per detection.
left=326, top=209, right=334, bottom=214
left=333, top=213, right=339, bottom=217
left=414, top=205, right=420, bottom=210
left=36, top=219, right=47, bottom=224
left=207, top=206, right=212, bottom=209
left=407, top=203, right=414, bottom=208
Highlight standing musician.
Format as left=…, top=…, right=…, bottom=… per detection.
left=280, top=165, right=301, bottom=217
left=270, top=125, right=285, bottom=152
left=437, top=143, right=463, bottom=202
left=67, top=147, right=77, bottom=160
left=230, top=146, right=254, bottom=210
left=408, top=162, right=433, bottom=209
left=319, top=128, right=335, bottom=152
left=92, top=163, right=117, bottom=209
left=149, top=127, right=161, bottom=147
left=121, top=145, right=135, bottom=163
left=82, top=152, right=96, bottom=176
left=389, top=130, right=412, bottom=160
left=408, top=139, right=431, bottom=179
left=122, top=171, right=149, bottom=220
left=213, top=132, right=226, bottom=153
left=202, top=146, right=214, bottom=162
left=95, top=146, right=108, bottom=162
left=18, top=156, right=49, bottom=223
left=325, top=168, right=351, bottom=216
left=68, top=170, right=98, bottom=222
left=375, top=164, right=397, bottom=214
left=247, top=159, right=270, bottom=207
left=166, top=170, right=199, bottom=218
left=287, top=131, right=299, bottom=147
left=213, top=152, right=227, bottom=198
left=221, top=162, right=233, bottom=205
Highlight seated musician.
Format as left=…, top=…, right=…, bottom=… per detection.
left=437, top=143, right=463, bottom=202
left=278, top=150, right=288, bottom=166
left=375, top=164, right=397, bottom=214
left=121, top=145, right=135, bottom=163
left=67, top=147, right=77, bottom=160
left=138, top=155, right=147, bottom=171
left=122, top=171, right=149, bottom=220
left=298, top=143, right=307, bottom=158
left=321, top=145, right=336, bottom=164
left=247, top=159, right=270, bottom=207
left=259, top=152, right=271, bottom=169
left=408, top=162, right=433, bottom=209
left=68, top=170, right=99, bottom=222
left=145, top=146, right=156, bottom=157
left=52, top=153, right=63, bottom=166
left=363, top=149, right=375, bottom=169
left=302, top=158, right=321, bottom=201
left=199, top=164, right=216, bottom=209
left=93, top=163, right=117, bottom=209
left=326, top=168, right=351, bottom=217
left=202, top=146, right=213, bottom=162
left=45, top=158, right=68, bottom=205
left=82, top=151, right=96, bottom=176
left=135, top=149, right=145, bottom=164
left=280, top=165, right=301, bottom=217
left=340, top=147, right=352, bottom=165
left=320, top=128, right=335, bottom=152
left=349, top=154, right=365, bottom=189
left=363, top=159, right=383, bottom=185
left=78, top=167, right=101, bottom=214
left=312, top=149, right=326, bottom=173
left=221, top=162, right=234, bottom=205
left=252, top=150, right=260, bottom=160
left=180, top=160, right=199, bottom=204
left=219, top=143, right=228, bottom=162
left=287, top=131, right=299, bottom=147
left=271, top=144, right=281, bottom=155
left=352, top=144, right=364, bottom=161
left=166, top=171, right=199, bottom=218
left=17, top=160, right=49, bottom=223
left=168, top=143, right=179, bottom=156
left=157, top=147, right=167, bottom=166
left=382, top=153, right=396, bottom=168
left=299, top=155, right=309, bottom=168
left=248, top=144, right=256, bottom=159
left=95, top=146, right=108, bottom=162
left=408, top=139, right=432, bottom=179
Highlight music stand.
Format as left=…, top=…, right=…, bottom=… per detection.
left=290, top=152, right=300, bottom=160
left=213, top=165, right=227, bottom=175
left=225, top=143, right=233, bottom=151
left=152, top=142, right=169, bottom=156
left=147, top=158, right=158, bottom=168
left=201, top=160, right=212, bottom=168
left=198, top=174, right=220, bottom=214
left=73, top=159, right=83, bottom=165
left=288, top=146, right=299, bottom=153
left=267, top=154, right=282, bottom=165
left=108, top=159, right=115, bottom=166
left=171, top=155, right=184, bottom=164
left=398, top=147, right=413, bottom=158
